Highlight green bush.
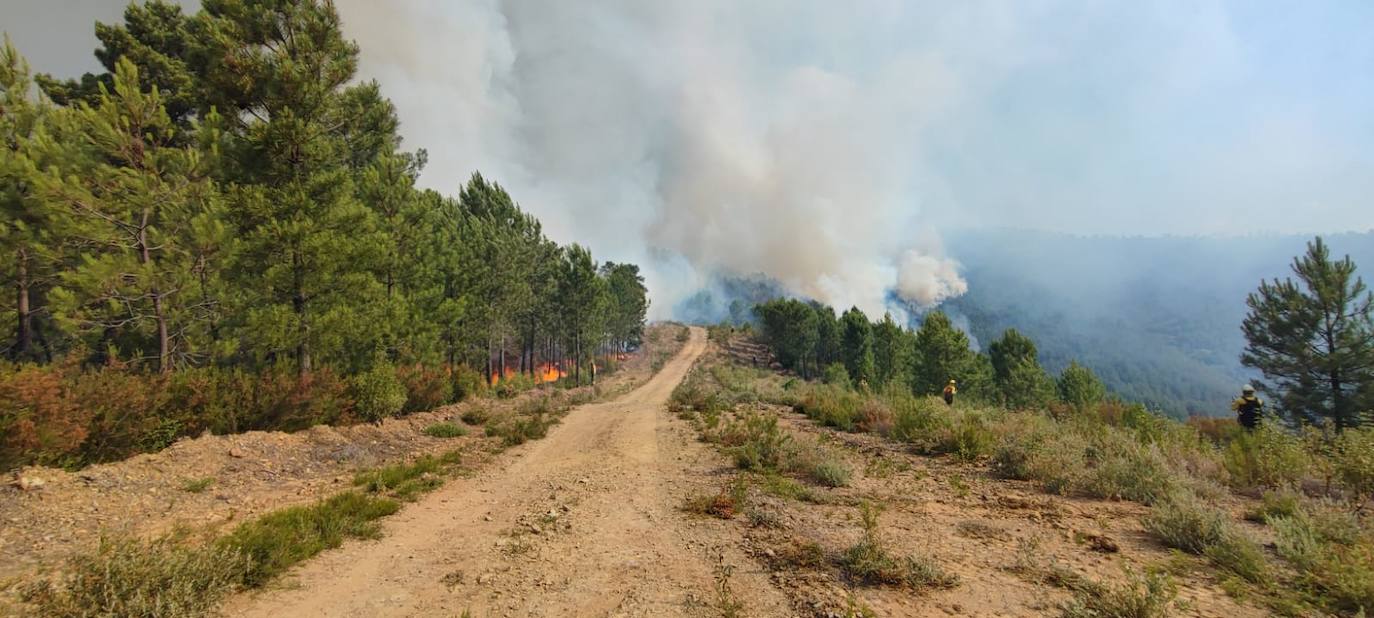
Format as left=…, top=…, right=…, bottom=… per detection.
left=451, top=365, right=487, bottom=401
left=1143, top=493, right=1267, bottom=582
left=423, top=422, right=467, bottom=438
left=1332, top=427, right=1374, bottom=501
left=887, top=394, right=949, bottom=446
left=20, top=534, right=248, bottom=618
left=933, top=412, right=995, bottom=462
left=1271, top=509, right=1374, bottom=613
left=730, top=413, right=794, bottom=471
left=1222, top=424, right=1309, bottom=490
left=823, top=363, right=852, bottom=389
left=796, top=385, right=862, bottom=431
left=1060, top=569, right=1178, bottom=618
left=348, top=362, right=408, bottom=423
left=1083, top=439, right=1177, bottom=505
left=809, top=456, right=853, bottom=488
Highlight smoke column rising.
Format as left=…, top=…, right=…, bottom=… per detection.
left=334, top=1, right=1033, bottom=318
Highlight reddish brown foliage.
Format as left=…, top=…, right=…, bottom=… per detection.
left=398, top=364, right=453, bottom=414
left=0, top=364, right=90, bottom=469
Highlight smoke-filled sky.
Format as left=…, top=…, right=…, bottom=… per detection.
left=8, top=1, right=1374, bottom=318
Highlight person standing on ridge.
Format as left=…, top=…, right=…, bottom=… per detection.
left=942, top=379, right=957, bottom=406
left=1231, top=384, right=1263, bottom=430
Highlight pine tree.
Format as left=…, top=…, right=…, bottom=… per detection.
left=871, top=312, right=909, bottom=388
left=37, top=1, right=199, bottom=132
left=909, top=311, right=978, bottom=396
left=1242, top=237, right=1374, bottom=428
left=198, top=0, right=387, bottom=374
left=558, top=244, right=608, bottom=385
left=839, top=306, right=876, bottom=386
left=1, top=39, right=68, bottom=363
left=1058, top=361, right=1106, bottom=409
left=989, top=328, right=1052, bottom=407
left=40, top=60, right=223, bottom=372
left=753, top=299, right=819, bottom=377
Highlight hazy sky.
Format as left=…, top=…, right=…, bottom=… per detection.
left=6, top=0, right=1374, bottom=316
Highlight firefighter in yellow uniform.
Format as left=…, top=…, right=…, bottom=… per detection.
left=942, top=379, right=957, bottom=406
left=1231, top=384, right=1263, bottom=430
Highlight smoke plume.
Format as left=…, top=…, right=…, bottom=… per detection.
left=335, top=1, right=1007, bottom=318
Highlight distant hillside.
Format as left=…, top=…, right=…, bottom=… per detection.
left=944, top=229, right=1374, bottom=418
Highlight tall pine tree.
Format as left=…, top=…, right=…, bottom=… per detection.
left=1242, top=237, right=1374, bottom=428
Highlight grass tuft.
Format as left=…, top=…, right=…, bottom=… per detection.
left=423, top=422, right=467, bottom=438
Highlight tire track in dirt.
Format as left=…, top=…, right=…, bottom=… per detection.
left=223, top=327, right=790, bottom=617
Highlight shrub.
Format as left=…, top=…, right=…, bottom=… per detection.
left=888, top=394, right=948, bottom=446
left=729, top=413, right=794, bottom=471
left=1143, top=493, right=1267, bottom=582
left=0, top=363, right=89, bottom=469
left=1246, top=488, right=1303, bottom=523
left=460, top=407, right=489, bottom=426
left=1083, top=439, right=1177, bottom=505
left=839, top=503, right=958, bottom=589
left=398, top=364, right=453, bottom=414
left=933, top=412, right=995, bottom=462
left=1271, top=509, right=1374, bottom=613
left=1332, top=427, right=1374, bottom=501
left=797, top=385, right=862, bottom=431
left=423, top=422, right=467, bottom=438
left=856, top=398, right=894, bottom=434
left=1143, top=493, right=1229, bottom=554
left=219, top=491, right=399, bottom=587
left=823, top=363, right=852, bottom=389
left=1060, top=568, right=1178, bottom=618
left=450, top=365, right=487, bottom=402
left=1221, top=424, right=1308, bottom=490
left=348, top=362, right=407, bottom=423
left=495, top=372, right=536, bottom=398
left=20, top=534, right=248, bottom=618
left=181, top=477, right=215, bottom=493
left=810, top=456, right=854, bottom=488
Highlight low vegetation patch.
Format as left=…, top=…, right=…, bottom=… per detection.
left=838, top=503, right=958, bottom=590
left=180, top=476, right=215, bottom=493
left=1143, top=493, right=1267, bottom=583
left=20, top=534, right=248, bottom=618
left=1059, top=568, right=1179, bottom=618
left=422, top=422, right=467, bottom=438
left=220, top=491, right=400, bottom=587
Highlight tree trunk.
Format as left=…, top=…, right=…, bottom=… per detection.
left=136, top=215, right=172, bottom=373
left=15, top=248, right=32, bottom=361
left=294, top=263, right=311, bottom=377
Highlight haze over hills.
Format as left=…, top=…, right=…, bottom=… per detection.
left=678, top=229, right=1374, bottom=418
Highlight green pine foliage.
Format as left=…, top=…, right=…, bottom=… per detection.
left=0, top=3, right=648, bottom=468
left=1242, top=237, right=1374, bottom=429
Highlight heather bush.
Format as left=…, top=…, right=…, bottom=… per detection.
left=398, top=364, right=453, bottom=414
left=0, top=363, right=88, bottom=470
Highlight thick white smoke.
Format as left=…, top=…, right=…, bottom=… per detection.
left=336, top=0, right=987, bottom=317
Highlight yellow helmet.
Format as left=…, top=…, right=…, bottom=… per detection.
left=948, top=379, right=957, bottom=385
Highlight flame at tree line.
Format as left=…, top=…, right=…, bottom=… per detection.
left=488, top=354, right=632, bottom=386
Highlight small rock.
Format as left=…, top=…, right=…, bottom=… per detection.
left=228, top=448, right=245, bottom=459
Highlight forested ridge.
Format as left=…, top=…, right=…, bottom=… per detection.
left=0, top=1, right=647, bottom=469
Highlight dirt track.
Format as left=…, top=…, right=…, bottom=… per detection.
left=224, top=327, right=788, bottom=617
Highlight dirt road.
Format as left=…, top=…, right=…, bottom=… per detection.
left=224, top=327, right=789, bottom=617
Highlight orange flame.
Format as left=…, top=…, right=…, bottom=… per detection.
left=489, top=363, right=568, bottom=385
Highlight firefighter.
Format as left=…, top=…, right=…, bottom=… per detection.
left=1231, top=384, right=1263, bottom=430
left=942, top=379, right=957, bottom=406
